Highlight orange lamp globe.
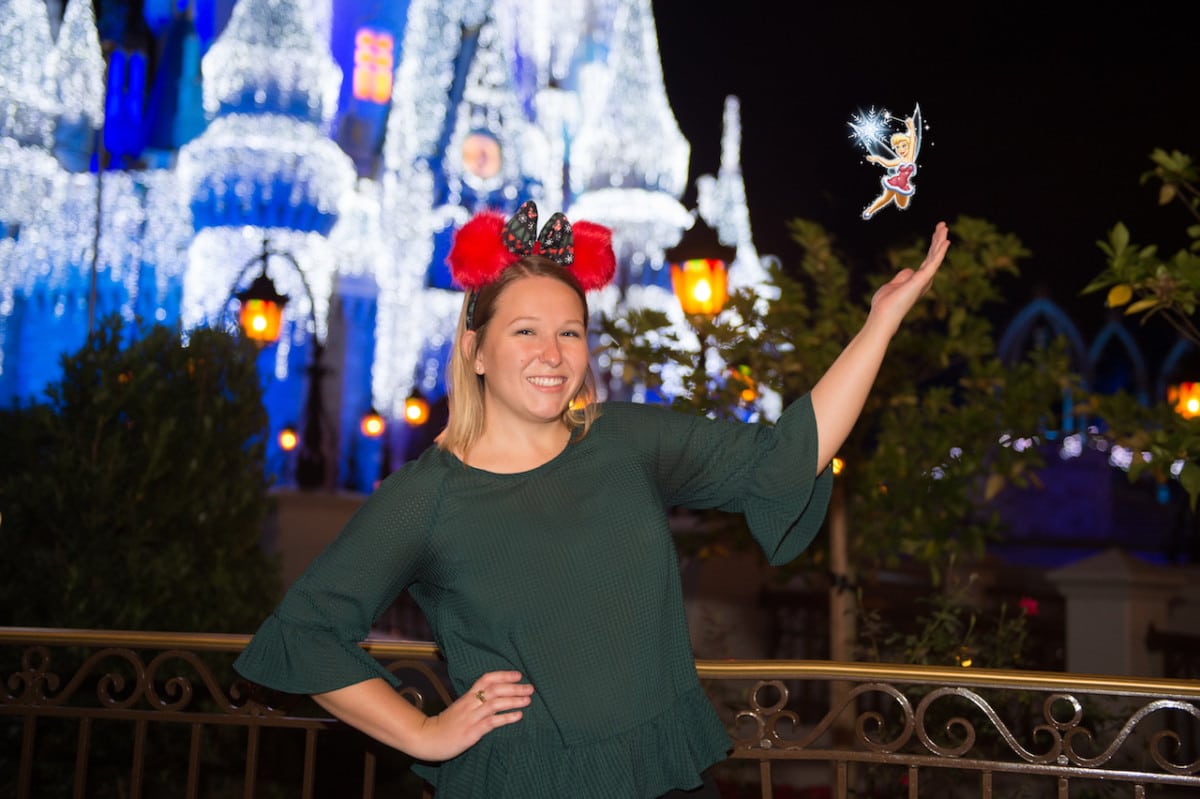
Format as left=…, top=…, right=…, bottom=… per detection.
left=664, top=217, right=736, bottom=318
left=360, top=409, right=386, bottom=438
left=236, top=273, right=289, bottom=345
left=239, top=299, right=284, bottom=343
left=670, top=258, right=728, bottom=317
left=404, top=393, right=430, bottom=426
left=278, top=426, right=299, bottom=452
left=1169, top=382, right=1200, bottom=419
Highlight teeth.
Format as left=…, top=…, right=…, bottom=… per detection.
left=528, top=376, right=565, bottom=386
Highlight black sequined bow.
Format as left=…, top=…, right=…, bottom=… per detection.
left=502, top=200, right=575, bottom=265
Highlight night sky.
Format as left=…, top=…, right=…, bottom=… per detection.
left=653, top=3, right=1200, bottom=336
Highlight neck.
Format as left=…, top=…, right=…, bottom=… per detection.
left=465, top=420, right=572, bottom=473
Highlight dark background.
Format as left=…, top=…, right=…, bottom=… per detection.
left=653, top=2, right=1200, bottom=336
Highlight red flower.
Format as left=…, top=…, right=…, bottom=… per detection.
left=1018, top=596, right=1039, bottom=617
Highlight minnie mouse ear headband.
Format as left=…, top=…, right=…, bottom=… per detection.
left=447, top=200, right=617, bottom=329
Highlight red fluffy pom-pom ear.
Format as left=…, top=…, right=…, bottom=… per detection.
left=446, top=212, right=516, bottom=291
left=569, top=221, right=616, bottom=292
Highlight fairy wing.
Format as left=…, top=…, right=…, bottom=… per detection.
left=910, top=103, right=922, bottom=162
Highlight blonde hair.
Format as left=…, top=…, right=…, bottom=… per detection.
left=438, top=256, right=600, bottom=459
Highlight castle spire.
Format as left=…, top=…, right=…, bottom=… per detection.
left=569, top=0, right=688, bottom=197
left=200, top=0, right=341, bottom=124
left=45, top=0, right=105, bottom=129
left=697, top=96, right=773, bottom=296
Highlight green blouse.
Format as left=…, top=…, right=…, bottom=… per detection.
left=234, top=396, right=833, bottom=798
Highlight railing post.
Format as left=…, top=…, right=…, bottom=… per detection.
left=1047, top=548, right=1184, bottom=676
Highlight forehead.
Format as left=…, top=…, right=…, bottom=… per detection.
left=493, top=275, right=586, bottom=321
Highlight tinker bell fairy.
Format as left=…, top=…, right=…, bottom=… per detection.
left=851, top=104, right=923, bottom=220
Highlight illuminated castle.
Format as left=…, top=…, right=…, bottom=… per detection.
left=0, top=0, right=767, bottom=491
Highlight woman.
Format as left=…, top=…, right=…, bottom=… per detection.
left=234, top=201, right=951, bottom=798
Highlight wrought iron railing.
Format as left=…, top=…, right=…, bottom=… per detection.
left=2, top=627, right=1198, bottom=798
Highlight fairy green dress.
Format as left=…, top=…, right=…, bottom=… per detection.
left=235, top=396, right=833, bottom=798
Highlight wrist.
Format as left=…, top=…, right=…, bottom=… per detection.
left=857, top=314, right=900, bottom=348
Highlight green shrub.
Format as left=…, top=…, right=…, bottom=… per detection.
left=0, top=315, right=279, bottom=633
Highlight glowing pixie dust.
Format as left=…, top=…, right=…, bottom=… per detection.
left=849, top=103, right=928, bottom=220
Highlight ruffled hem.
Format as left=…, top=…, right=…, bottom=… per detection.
left=413, top=683, right=730, bottom=798
left=232, top=612, right=399, bottom=695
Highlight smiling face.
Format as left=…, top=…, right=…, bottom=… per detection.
left=466, top=274, right=590, bottom=432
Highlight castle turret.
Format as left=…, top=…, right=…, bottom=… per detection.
left=568, top=0, right=692, bottom=267
left=176, top=0, right=355, bottom=344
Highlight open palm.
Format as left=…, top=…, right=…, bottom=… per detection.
left=869, top=221, right=950, bottom=333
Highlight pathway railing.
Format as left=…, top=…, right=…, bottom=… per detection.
left=2, top=627, right=1198, bottom=798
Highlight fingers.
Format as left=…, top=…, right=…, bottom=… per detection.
left=472, top=670, right=534, bottom=702
left=920, top=222, right=951, bottom=272
left=467, top=671, right=534, bottom=720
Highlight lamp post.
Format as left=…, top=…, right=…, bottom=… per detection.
left=232, top=238, right=329, bottom=491
left=666, top=217, right=735, bottom=393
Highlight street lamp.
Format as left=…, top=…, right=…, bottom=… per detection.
left=667, top=216, right=734, bottom=318
left=404, top=390, right=430, bottom=426
left=278, top=425, right=299, bottom=452
left=666, top=216, right=737, bottom=396
left=236, top=268, right=289, bottom=344
left=230, top=238, right=329, bottom=491
left=360, top=407, right=386, bottom=438
left=1168, top=382, right=1200, bottom=419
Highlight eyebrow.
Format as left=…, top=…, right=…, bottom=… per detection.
left=508, top=316, right=585, bottom=326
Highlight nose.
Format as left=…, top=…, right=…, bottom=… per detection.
left=539, top=338, right=562, bottom=366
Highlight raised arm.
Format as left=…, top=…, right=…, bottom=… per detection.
left=809, top=221, right=950, bottom=473
left=312, top=671, right=534, bottom=762
left=865, top=153, right=900, bottom=167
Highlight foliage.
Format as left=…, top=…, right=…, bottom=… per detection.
left=0, top=315, right=280, bottom=633
left=1081, top=148, right=1200, bottom=504
left=852, top=572, right=1049, bottom=799
left=601, top=216, right=1078, bottom=581
left=1083, top=149, right=1200, bottom=343
left=856, top=571, right=1031, bottom=669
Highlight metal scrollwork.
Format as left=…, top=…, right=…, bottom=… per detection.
left=914, top=686, right=1062, bottom=762
left=733, top=680, right=915, bottom=754
left=144, top=649, right=234, bottom=712
left=3, top=645, right=59, bottom=703
left=1064, top=698, right=1200, bottom=774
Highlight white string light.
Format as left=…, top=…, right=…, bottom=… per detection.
left=45, top=0, right=105, bottom=128
left=2, top=0, right=773, bottom=438
left=0, top=0, right=58, bottom=148
left=177, top=113, right=356, bottom=226
left=200, top=0, right=341, bottom=125
left=569, top=0, right=689, bottom=198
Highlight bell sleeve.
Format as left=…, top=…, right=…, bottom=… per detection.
left=234, top=460, right=441, bottom=695
left=641, top=393, right=834, bottom=566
